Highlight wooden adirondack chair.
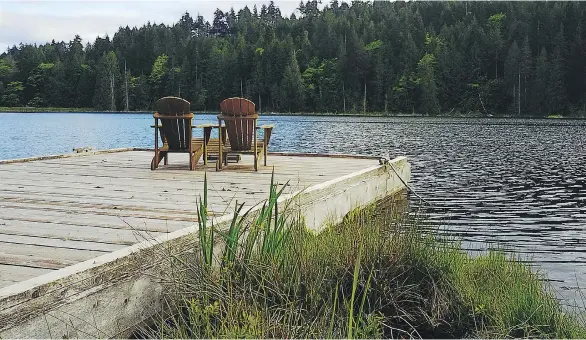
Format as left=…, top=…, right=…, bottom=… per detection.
left=217, top=97, right=274, bottom=171
left=151, top=96, right=207, bottom=170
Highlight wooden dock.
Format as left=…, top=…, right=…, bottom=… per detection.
left=0, top=149, right=411, bottom=338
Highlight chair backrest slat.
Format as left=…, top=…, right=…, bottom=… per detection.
left=155, top=96, right=191, bottom=150
left=220, top=97, right=256, bottom=151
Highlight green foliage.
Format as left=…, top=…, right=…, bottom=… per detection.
left=363, top=40, right=383, bottom=52
left=488, top=13, right=506, bottom=29
left=26, top=62, right=58, bottom=107
left=150, top=54, right=169, bottom=85
left=138, top=185, right=586, bottom=339
left=281, top=51, right=304, bottom=112
left=37, top=62, right=54, bottom=70
left=1, top=81, right=24, bottom=106
left=424, top=33, right=444, bottom=55
left=3, top=2, right=586, bottom=115
left=0, top=58, right=15, bottom=79
left=93, top=51, right=120, bottom=110
left=416, top=53, right=439, bottom=115
left=196, top=173, right=214, bottom=267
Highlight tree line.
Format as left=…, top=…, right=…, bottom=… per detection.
left=1, top=1, right=585, bottom=117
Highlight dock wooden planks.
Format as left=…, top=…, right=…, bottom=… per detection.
left=0, top=150, right=378, bottom=289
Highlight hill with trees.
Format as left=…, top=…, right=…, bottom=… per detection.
left=1, top=1, right=585, bottom=117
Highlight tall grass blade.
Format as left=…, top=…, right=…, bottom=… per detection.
left=357, top=267, right=373, bottom=329
left=329, top=281, right=340, bottom=338
left=348, top=244, right=363, bottom=339
left=196, top=172, right=213, bottom=266
left=217, top=201, right=245, bottom=265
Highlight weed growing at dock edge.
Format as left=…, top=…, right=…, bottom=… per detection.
left=137, top=178, right=586, bottom=339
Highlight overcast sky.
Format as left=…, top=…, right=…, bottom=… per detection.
left=0, top=1, right=305, bottom=52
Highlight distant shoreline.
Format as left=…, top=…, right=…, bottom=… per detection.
left=1, top=107, right=585, bottom=119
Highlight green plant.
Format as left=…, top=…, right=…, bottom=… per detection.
left=140, top=179, right=586, bottom=339
left=196, top=172, right=213, bottom=266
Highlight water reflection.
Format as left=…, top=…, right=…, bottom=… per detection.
left=1, top=113, right=585, bottom=306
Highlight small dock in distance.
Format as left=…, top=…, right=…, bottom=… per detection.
left=0, top=149, right=410, bottom=338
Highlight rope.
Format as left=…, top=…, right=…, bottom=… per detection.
left=379, top=157, right=433, bottom=207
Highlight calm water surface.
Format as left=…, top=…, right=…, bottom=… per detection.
left=1, top=112, right=585, bottom=306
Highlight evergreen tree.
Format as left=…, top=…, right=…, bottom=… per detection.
left=150, top=54, right=169, bottom=101
left=93, top=51, right=120, bottom=110
left=504, top=41, right=521, bottom=115
left=2, top=1, right=586, bottom=116
left=1, top=81, right=24, bottom=106
left=416, top=53, right=439, bottom=115
left=281, top=50, right=304, bottom=112
left=520, top=36, right=533, bottom=114
left=548, top=25, right=567, bottom=114
left=532, top=47, right=549, bottom=116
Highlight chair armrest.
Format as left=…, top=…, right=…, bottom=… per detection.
left=193, top=123, right=223, bottom=144
left=257, top=125, right=274, bottom=146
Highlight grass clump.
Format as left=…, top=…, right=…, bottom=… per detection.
left=137, top=177, right=586, bottom=339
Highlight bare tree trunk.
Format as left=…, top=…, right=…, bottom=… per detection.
left=384, top=92, right=388, bottom=114
left=258, top=93, right=262, bottom=113
left=110, top=74, right=115, bottom=111
left=478, top=90, right=489, bottom=116
left=518, top=71, right=521, bottom=116
left=495, top=55, right=498, bottom=80
left=363, top=82, right=367, bottom=114
left=195, top=50, right=199, bottom=85
left=342, top=82, right=346, bottom=113
left=524, top=75, right=527, bottom=112
left=240, top=79, right=243, bottom=97
left=124, top=62, right=129, bottom=111
left=513, top=84, right=516, bottom=114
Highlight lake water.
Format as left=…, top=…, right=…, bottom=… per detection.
left=1, top=112, right=585, bottom=307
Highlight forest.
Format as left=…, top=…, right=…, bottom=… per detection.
left=0, top=1, right=585, bottom=116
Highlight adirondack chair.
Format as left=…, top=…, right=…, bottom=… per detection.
left=151, top=96, right=208, bottom=170
left=217, top=97, right=274, bottom=171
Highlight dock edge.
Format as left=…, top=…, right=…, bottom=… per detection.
left=0, top=151, right=411, bottom=338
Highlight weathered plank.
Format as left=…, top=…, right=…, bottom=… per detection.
left=0, top=182, right=300, bottom=203
left=0, top=265, right=52, bottom=283
left=0, top=253, right=76, bottom=270
left=0, top=220, right=160, bottom=245
left=0, top=234, right=124, bottom=252
left=0, top=151, right=381, bottom=291
left=0, top=243, right=108, bottom=263
left=0, top=209, right=192, bottom=233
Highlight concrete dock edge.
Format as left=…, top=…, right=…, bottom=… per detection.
left=0, top=153, right=410, bottom=338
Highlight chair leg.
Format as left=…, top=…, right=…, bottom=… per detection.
left=263, top=147, right=267, bottom=167
left=151, top=151, right=166, bottom=170
left=164, top=153, right=168, bottom=165
left=151, top=150, right=159, bottom=170
left=254, top=153, right=258, bottom=172
left=192, top=148, right=204, bottom=171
